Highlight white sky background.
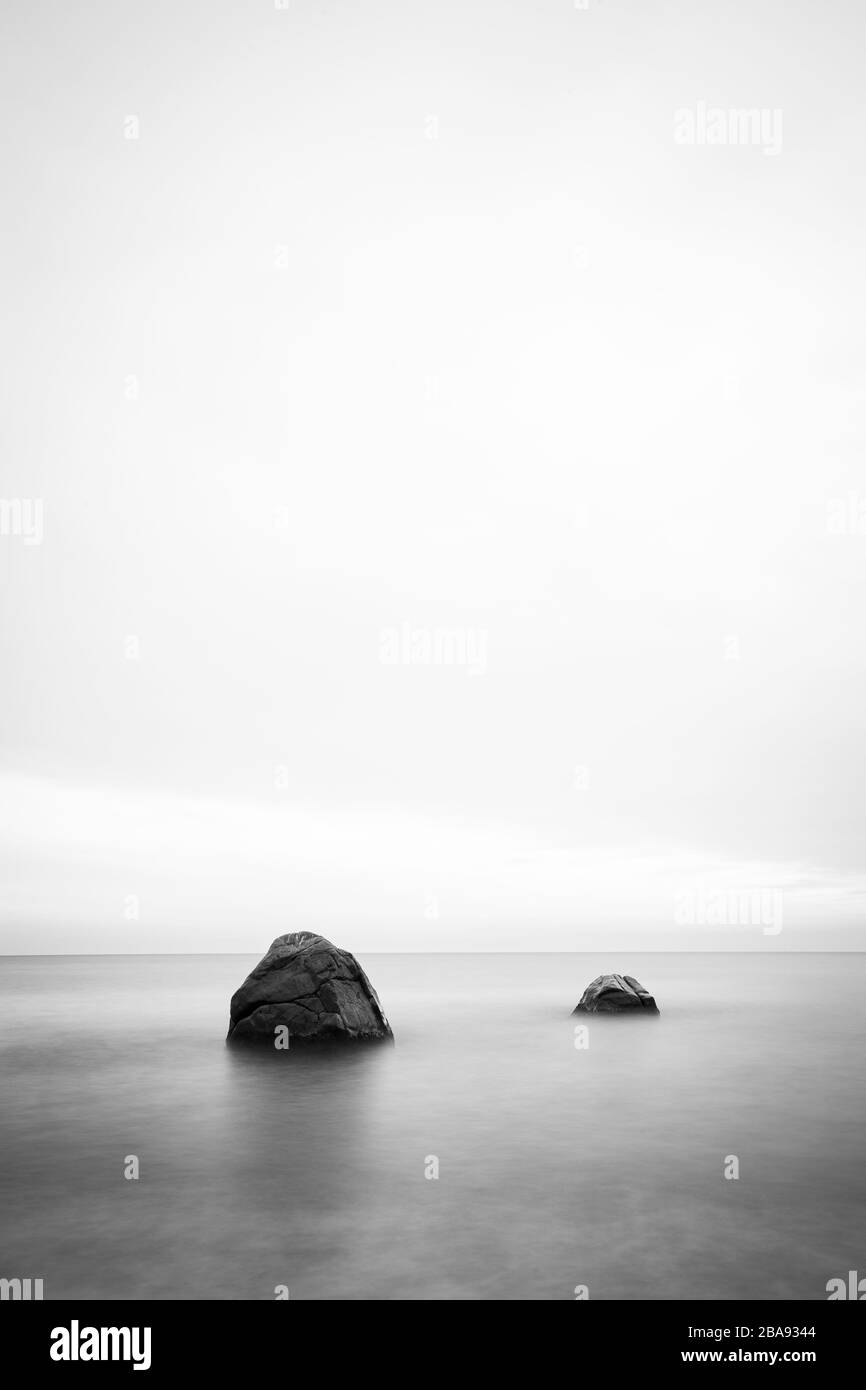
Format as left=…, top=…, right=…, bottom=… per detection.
left=1, top=0, right=866, bottom=951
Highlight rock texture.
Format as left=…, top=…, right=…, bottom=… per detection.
left=572, top=973, right=660, bottom=1016
left=226, top=931, right=394, bottom=1044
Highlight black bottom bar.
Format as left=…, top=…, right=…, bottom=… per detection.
left=2, top=1300, right=860, bottom=1376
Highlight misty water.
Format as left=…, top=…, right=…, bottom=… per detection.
left=1, top=953, right=863, bottom=1300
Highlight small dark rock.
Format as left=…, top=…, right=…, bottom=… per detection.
left=227, top=931, right=394, bottom=1044
left=572, top=973, right=660, bottom=1016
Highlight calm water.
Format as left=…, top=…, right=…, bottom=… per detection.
left=0, top=953, right=863, bottom=1301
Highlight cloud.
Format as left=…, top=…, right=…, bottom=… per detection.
left=1, top=772, right=863, bottom=952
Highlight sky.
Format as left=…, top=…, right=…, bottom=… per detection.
left=1, top=0, right=866, bottom=951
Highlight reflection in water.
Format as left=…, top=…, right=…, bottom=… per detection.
left=0, top=953, right=864, bottom=1299
left=219, top=1041, right=393, bottom=1212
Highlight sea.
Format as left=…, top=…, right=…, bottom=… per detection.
left=0, top=953, right=863, bottom=1301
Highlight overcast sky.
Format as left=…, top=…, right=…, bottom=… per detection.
left=2, top=0, right=866, bottom=952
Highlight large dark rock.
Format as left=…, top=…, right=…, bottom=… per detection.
left=572, top=973, right=660, bottom=1016
left=227, top=931, right=394, bottom=1044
